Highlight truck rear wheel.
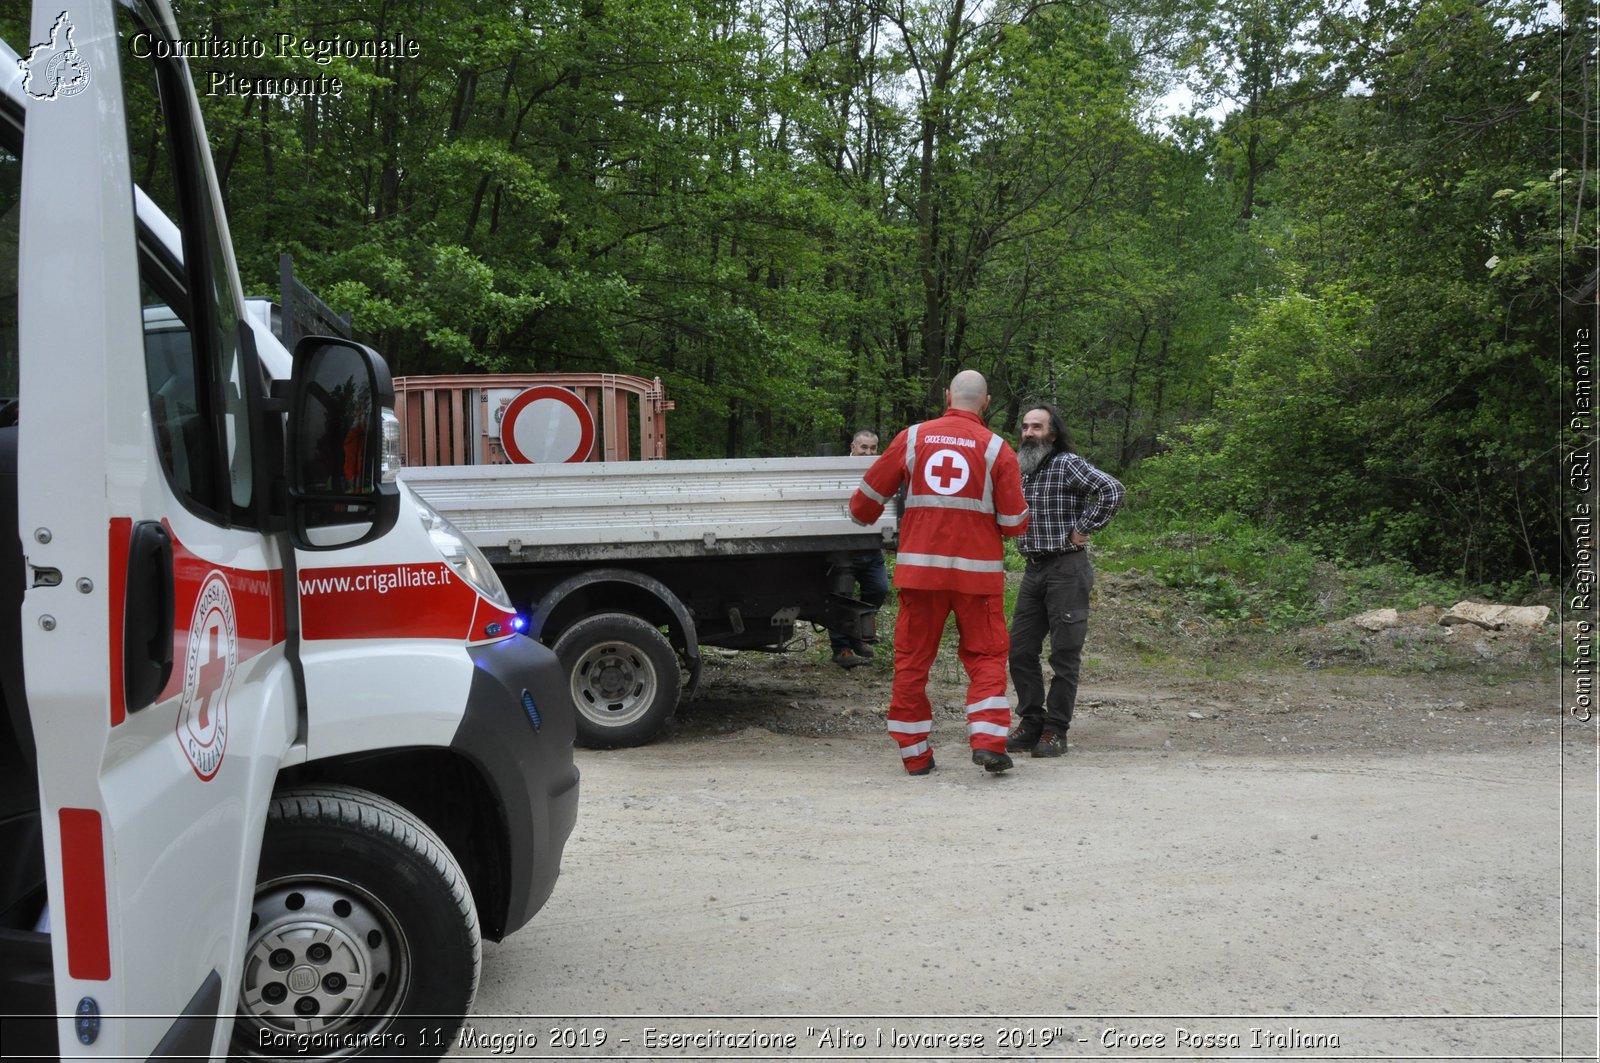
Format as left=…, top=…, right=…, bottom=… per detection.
left=231, top=786, right=479, bottom=1061
left=554, top=612, right=680, bottom=748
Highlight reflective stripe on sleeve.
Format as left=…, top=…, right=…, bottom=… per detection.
left=858, top=481, right=891, bottom=505
left=980, top=434, right=1002, bottom=512
left=997, top=507, right=1029, bottom=527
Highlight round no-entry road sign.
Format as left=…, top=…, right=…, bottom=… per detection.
left=500, top=386, right=596, bottom=464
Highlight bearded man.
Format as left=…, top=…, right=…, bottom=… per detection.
left=1006, top=404, right=1126, bottom=757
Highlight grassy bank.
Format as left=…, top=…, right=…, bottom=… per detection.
left=869, top=510, right=1562, bottom=678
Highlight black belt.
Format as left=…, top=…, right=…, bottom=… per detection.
left=1023, top=547, right=1082, bottom=562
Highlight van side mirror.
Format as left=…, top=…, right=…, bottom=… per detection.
left=285, top=337, right=401, bottom=550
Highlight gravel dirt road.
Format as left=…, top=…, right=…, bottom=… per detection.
left=454, top=598, right=1593, bottom=1062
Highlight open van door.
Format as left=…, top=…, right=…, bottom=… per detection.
left=16, top=1, right=294, bottom=1054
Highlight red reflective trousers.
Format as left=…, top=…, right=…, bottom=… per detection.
left=886, top=587, right=1011, bottom=773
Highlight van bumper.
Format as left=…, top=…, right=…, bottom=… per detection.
left=452, top=635, right=580, bottom=939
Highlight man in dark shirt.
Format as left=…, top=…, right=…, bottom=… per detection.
left=1007, top=404, right=1126, bottom=757
left=830, top=429, right=889, bottom=668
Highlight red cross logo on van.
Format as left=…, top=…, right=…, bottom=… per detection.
left=178, top=572, right=236, bottom=781
left=924, top=448, right=970, bottom=495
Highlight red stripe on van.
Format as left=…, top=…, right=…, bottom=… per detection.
left=298, top=562, right=482, bottom=641
left=154, top=525, right=287, bottom=705
left=59, top=808, right=111, bottom=980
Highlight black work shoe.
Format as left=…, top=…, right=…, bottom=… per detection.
left=1032, top=730, right=1067, bottom=757
left=850, top=640, right=876, bottom=659
left=971, top=748, right=1013, bottom=773
left=1006, top=720, right=1042, bottom=752
left=832, top=649, right=870, bottom=669
left=908, top=756, right=935, bottom=776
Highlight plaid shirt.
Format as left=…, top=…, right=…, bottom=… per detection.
left=1018, top=450, right=1126, bottom=558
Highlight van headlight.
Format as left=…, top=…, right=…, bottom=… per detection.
left=411, top=491, right=513, bottom=609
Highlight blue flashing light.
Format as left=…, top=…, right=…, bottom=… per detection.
left=521, top=689, right=542, bottom=731
left=485, top=615, right=528, bottom=640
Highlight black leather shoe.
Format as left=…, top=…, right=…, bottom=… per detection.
left=908, top=756, right=935, bottom=776
left=1006, top=720, right=1042, bottom=752
left=851, top=640, right=876, bottom=659
left=832, top=649, right=870, bottom=669
left=1032, top=730, right=1067, bottom=757
left=971, top=749, right=1013, bottom=773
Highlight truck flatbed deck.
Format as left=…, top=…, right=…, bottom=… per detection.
left=399, top=456, right=895, bottom=563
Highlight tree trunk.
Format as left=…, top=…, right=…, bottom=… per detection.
left=915, top=0, right=966, bottom=409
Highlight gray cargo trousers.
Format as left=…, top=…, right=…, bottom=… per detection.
left=1008, top=549, right=1094, bottom=732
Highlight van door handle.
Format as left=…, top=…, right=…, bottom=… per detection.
left=124, top=521, right=174, bottom=713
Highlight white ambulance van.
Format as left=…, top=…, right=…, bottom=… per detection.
left=0, top=2, right=579, bottom=1058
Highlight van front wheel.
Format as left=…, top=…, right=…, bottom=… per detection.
left=231, top=786, right=480, bottom=1061
left=554, top=612, right=680, bottom=748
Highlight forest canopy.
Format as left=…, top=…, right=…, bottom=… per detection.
left=14, top=0, right=1591, bottom=589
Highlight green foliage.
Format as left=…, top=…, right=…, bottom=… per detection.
left=1098, top=510, right=1325, bottom=628
left=1333, top=560, right=1471, bottom=614
left=1097, top=506, right=1482, bottom=630
left=1132, top=0, right=1575, bottom=586
left=37, top=0, right=1571, bottom=588
left=1133, top=284, right=1378, bottom=551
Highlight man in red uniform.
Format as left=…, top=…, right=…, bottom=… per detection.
left=849, top=370, right=1030, bottom=775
